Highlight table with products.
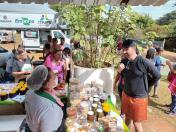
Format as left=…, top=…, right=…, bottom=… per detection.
left=0, top=79, right=129, bottom=132
left=0, top=81, right=69, bottom=114
left=0, top=82, right=27, bottom=115
left=65, top=78, right=129, bottom=132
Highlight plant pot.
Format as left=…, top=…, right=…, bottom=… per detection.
left=73, top=65, right=114, bottom=95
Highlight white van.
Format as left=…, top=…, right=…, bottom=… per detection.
left=21, top=29, right=70, bottom=51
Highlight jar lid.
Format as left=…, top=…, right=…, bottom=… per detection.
left=93, top=98, right=100, bottom=102
left=93, top=95, right=99, bottom=98
left=92, top=103, right=98, bottom=107
left=89, top=97, right=94, bottom=101
left=88, top=111, right=94, bottom=115
left=80, top=101, right=89, bottom=108
left=97, top=109, right=103, bottom=113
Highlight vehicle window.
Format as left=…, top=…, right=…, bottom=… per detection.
left=40, top=31, right=50, bottom=44
left=3, top=33, right=8, bottom=36
left=24, top=31, right=38, bottom=38
left=53, top=31, right=63, bottom=39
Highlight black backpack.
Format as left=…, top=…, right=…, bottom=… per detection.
left=136, top=56, right=156, bottom=93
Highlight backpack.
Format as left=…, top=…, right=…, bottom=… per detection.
left=136, top=56, right=156, bottom=93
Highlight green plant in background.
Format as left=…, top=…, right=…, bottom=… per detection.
left=144, top=31, right=158, bottom=42
left=51, top=4, right=157, bottom=67
left=52, top=2, right=176, bottom=60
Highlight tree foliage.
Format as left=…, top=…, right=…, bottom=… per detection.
left=157, top=10, right=176, bottom=25
left=51, top=4, right=161, bottom=66
left=134, top=14, right=154, bottom=29
left=52, top=4, right=142, bottom=67
left=144, top=24, right=170, bottom=38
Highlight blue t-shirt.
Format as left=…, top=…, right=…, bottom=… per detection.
left=154, top=55, right=162, bottom=72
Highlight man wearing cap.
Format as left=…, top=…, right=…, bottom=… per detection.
left=118, top=39, right=161, bottom=132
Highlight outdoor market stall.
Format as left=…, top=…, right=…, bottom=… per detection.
left=0, top=81, right=68, bottom=114
left=0, top=78, right=129, bottom=132
left=65, top=78, right=129, bottom=132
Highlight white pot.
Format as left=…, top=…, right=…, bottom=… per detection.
left=73, top=65, right=114, bottom=95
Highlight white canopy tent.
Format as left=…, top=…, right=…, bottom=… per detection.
left=0, top=0, right=169, bottom=6
left=0, top=3, right=58, bottom=29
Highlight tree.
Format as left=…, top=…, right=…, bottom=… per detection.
left=144, top=31, right=158, bottom=41
left=144, top=24, right=170, bottom=38
left=157, top=10, right=176, bottom=25
left=51, top=4, right=139, bottom=68
left=135, top=14, right=154, bottom=29
left=168, top=22, right=176, bottom=37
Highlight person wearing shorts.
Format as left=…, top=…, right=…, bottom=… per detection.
left=118, top=39, right=161, bottom=132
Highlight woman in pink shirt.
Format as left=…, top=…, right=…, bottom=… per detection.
left=50, top=38, right=60, bottom=53
left=44, top=49, right=67, bottom=83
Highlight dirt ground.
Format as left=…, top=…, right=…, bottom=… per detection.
left=1, top=33, right=176, bottom=131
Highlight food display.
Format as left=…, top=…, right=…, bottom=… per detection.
left=0, top=81, right=28, bottom=101
left=70, top=78, right=80, bottom=85
left=55, top=83, right=68, bottom=97
left=67, top=107, right=77, bottom=118
left=0, top=92, right=8, bottom=101
left=66, top=79, right=120, bottom=132
left=87, top=111, right=95, bottom=122
left=0, top=78, right=127, bottom=131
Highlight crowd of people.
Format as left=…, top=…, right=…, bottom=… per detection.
left=0, top=35, right=83, bottom=131
left=22, top=36, right=84, bottom=131
left=0, top=36, right=176, bottom=132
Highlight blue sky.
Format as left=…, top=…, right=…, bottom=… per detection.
left=132, top=0, right=176, bottom=20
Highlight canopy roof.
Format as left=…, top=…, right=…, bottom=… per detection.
left=0, top=3, right=56, bottom=14
left=0, top=0, right=169, bottom=6
left=0, top=3, right=58, bottom=29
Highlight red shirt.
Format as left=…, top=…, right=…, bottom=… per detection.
left=168, top=72, right=176, bottom=95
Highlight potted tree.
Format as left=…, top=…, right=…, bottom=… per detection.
left=52, top=4, right=136, bottom=94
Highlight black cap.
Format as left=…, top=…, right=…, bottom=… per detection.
left=122, top=39, right=136, bottom=48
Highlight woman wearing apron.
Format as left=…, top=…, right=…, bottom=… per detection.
left=24, top=65, right=65, bottom=132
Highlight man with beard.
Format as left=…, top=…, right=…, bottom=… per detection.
left=118, top=39, right=160, bottom=132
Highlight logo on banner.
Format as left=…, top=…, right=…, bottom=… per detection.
left=0, top=16, right=12, bottom=23
left=15, top=17, right=34, bottom=26
left=38, top=15, right=52, bottom=25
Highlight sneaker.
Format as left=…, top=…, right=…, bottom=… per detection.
left=165, top=110, right=171, bottom=114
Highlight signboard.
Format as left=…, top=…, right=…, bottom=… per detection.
left=0, top=13, right=56, bottom=29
